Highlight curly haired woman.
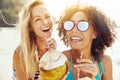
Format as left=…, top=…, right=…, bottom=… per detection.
left=58, top=3, right=116, bottom=80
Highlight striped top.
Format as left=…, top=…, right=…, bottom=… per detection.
left=33, top=71, right=40, bottom=80
left=12, top=69, right=40, bottom=80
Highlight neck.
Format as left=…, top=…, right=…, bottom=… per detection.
left=36, top=37, right=47, bottom=57
left=71, top=49, right=92, bottom=64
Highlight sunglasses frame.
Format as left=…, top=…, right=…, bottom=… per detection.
left=63, top=20, right=91, bottom=32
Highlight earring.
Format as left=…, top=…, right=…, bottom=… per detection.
left=93, top=35, right=97, bottom=39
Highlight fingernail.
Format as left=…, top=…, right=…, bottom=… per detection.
left=44, top=37, right=47, bottom=40
left=76, top=58, right=79, bottom=62
left=74, top=65, right=77, bottom=67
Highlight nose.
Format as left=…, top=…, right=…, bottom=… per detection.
left=42, top=18, right=48, bottom=25
left=72, top=25, right=78, bottom=32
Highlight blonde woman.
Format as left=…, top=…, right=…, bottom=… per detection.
left=13, top=0, right=56, bottom=80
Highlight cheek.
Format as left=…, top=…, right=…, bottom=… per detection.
left=84, top=31, right=96, bottom=41
left=43, top=32, right=51, bottom=38
left=36, top=22, right=42, bottom=27
left=36, top=32, right=51, bottom=39
left=48, top=19, right=53, bottom=28
left=31, top=21, right=41, bottom=31
left=33, top=26, right=40, bottom=34
left=66, top=32, right=71, bottom=41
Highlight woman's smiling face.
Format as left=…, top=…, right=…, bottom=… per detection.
left=66, top=11, right=97, bottom=50
left=30, top=4, right=53, bottom=39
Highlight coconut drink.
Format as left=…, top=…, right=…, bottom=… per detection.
left=39, top=50, right=68, bottom=80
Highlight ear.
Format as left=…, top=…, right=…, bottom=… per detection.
left=93, top=32, right=97, bottom=39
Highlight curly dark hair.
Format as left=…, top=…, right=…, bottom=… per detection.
left=58, top=3, right=116, bottom=60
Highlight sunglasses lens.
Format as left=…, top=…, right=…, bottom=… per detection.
left=78, top=21, right=89, bottom=31
left=64, top=21, right=74, bottom=30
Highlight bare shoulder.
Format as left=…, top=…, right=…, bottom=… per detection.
left=13, top=46, right=22, bottom=61
left=63, top=50, right=71, bottom=60
left=63, top=50, right=70, bottom=55
left=13, top=46, right=23, bottom=69
left=100, top=54, right=113, bottom=80
left=13, top=46, right=27, bottom=79
left=13, top=46, right=22, bottom=57
left=100, top=54, right=112, bottom=66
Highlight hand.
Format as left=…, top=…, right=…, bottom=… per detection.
left=46, top=38, right=56, bottom=50
left=74, top=59, right=97, bottom=79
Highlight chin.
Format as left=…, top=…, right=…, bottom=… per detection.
left=71, top=46, right=80, bottom=50
left=42, top=32, right=51, bottom=39
left=70, top=44, right=78, bottom=48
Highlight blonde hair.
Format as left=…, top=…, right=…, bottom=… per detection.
left=18, top=0, right=44, bottom=79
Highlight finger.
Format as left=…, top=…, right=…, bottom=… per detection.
left=77, top=59, right=93, bottom=64
left=75, top=67, right=95, bottom=80
left=74, top=63, right=95, bottom=68
left=80, top=66, right=97, bottom=73
left=46, top=37, right=52, bottom=43
left=80, top=66, right=97, bottom=77
left=46, top=38, right=56, bottom=50
left=48, top=44, right=56, bottom=50
left=74, top=63, right=97, bottom=76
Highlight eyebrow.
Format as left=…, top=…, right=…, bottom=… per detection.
left=32, top=15, right=41, bottom=19
left=79, top=20, right=89, bottom=22
left=32, top=13, right=50, bottom=19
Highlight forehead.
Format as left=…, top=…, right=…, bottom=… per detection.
left=70, top=11, right=88, bottom=21
left=31, top=4, right=49, bottom=18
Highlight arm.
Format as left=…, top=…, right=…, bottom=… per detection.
left=101, top=55, right=113, bottom=80
left=13, top=46, right=27, bottom=80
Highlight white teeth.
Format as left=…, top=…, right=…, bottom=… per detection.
left=42, top=27, right=49, bottom=30
left=71, top=37, right=82, bottom=41
left=42, top=27, right=50, bottom=32
left=71, top=37, right=80, bottom=40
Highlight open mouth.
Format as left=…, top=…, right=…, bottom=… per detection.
left=70, top=36, right=82, bottom=42
left=42, top=27, right=50, bottom=32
